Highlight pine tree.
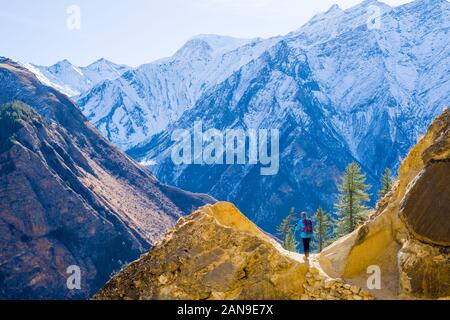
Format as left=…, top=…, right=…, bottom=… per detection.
left=313, top=208, right=335, bottom=253
left=277, top=208, right=298, bottom=252
left=334, top=162, right=371, bottom=237
left=379, top=168, right=393, bottom=198
left=277, top=208, right=294, bottom=237
left=284, top=229, right=298, bottom=252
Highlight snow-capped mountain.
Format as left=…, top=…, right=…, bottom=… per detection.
left=77, top=34, right=280, bottom=150
left=128, top=41, right=363, bottom=231
left=299, top=0, right=450, bottom=175
left=23, top=58, right=131, bottom=97
left=71, top=0, right=448, bottom=232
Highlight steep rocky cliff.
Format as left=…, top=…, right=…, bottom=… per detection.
left=0, top=58, right=213, bottom=299
left=95, top=202, right=372, bottom=300
left=319, top=108, right=450, bottom=299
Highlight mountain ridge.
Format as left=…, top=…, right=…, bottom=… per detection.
left=17, top=0, right=450, bottom=232
left=23, top=58, right=131, bottom=97
left=0, top=58, right=214, bottom=299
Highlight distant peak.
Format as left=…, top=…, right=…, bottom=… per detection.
left=0, top=56, right=13, bottom=64
left=192, top=34, right=227, bottom=41
left=326, top=4, right=342, bottom=14
left=353, top=0, right=392, bottom=10
left=48, top=59, right=75, bottom=71
left=191, top=34, right=249, bottom=43
left=94, top=58, right=110, bottom=64
left=175, top=38, right=213, bottom=58
left=176, top=34, right=254, bottom=58
left=88, top=58, right=112, bottom=67
left=54, top=59, right=72, bottom=66
left=361, top=0, right=380, bottom=4
left=301, top=3, right=344, bottom=28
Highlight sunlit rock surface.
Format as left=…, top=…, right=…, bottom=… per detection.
left=319, top=108, right=450, bottom=299
left=95, top=202, right=372, bottom=300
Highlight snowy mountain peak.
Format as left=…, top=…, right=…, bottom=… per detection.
left=47, top=59, right=80, bottom=74
left=76, top=33, right=278, bottom=150
left=360, top=0, right=382, bottom=5
left=349, top=0, right=392, bottom=16
left=24, top=58, right=131, bottom=97
left=174, top=38, right=214, bottom=60
left=303, top=4, right=344, bottom=28
left=175, top=34, right=254, bottom=60
left=84, top=58, right=130, bottom=79
left=325, top=4, right=342, bottom=14
left=87, top=58, right=113, bottom=68
left=52, top=59, right=72, bottom=66
left=92, top=57, right=108, bottom=63
left=193, top=34, right=255, bottom=52
left=291, top=0, right=393, bottom=46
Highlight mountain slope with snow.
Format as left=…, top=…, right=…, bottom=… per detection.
left=124, top=0, right=449, bottom=232
left=297, top=0, right=450, bottom=174
left=45, top=0, right=449, bottom=232
left=77, top=35, right=280, bottom=150
left=23, top=59, right=131, bottom=97
left=128, top=41, right=364, bottom=232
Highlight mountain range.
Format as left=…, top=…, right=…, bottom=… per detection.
left=23, top=0, right=450, bottom=233
left=2, top=0, right=448, bottom=301
left=0, top=58, right=213, bottom=299
left=23, top=58, right=130, bottom=98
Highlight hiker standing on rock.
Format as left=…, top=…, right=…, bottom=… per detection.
left=295, top=212, right=314, bottom=259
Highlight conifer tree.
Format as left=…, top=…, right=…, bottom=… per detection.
left=284, top=229, right=298, bottom=252
left=334, top=162, right=371, bottom=237
left=379, top=168, right=393, bottom=198
left=277, top=208, right=298, bottom=252
left=313, top=208, right=334, bottom=253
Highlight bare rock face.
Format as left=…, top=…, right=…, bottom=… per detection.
left=319, top=108, right=450, bottom=299
left=400, top=153, right=450, bottom=247
left=95, top=202, right=372, bottom=300
left=0, top=59, right=214, bottom=300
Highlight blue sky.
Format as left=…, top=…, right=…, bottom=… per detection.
left=0, top=0, right=413, bottom=67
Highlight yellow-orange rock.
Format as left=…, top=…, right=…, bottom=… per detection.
left=94, top=202, right=371, bottom=300
left=319, top=108, right=450, bottom=299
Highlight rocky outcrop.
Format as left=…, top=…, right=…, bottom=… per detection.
left=319, top=108, right=450, bottom=299
left=95, top=109, right=449, bottom=301
left=95, top=202, right=372, bottom=300
left=0, top=59, right=214, bottom=300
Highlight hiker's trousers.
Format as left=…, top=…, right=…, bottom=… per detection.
left=302, top=238, right=311, bottom=257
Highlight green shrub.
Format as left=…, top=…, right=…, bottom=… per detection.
left=0, top=101, right=38, bottom=152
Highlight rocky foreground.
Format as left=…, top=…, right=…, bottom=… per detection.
left=95, top=202, right=372, bottom=300
left=96, top=109, right=449, bottom=301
